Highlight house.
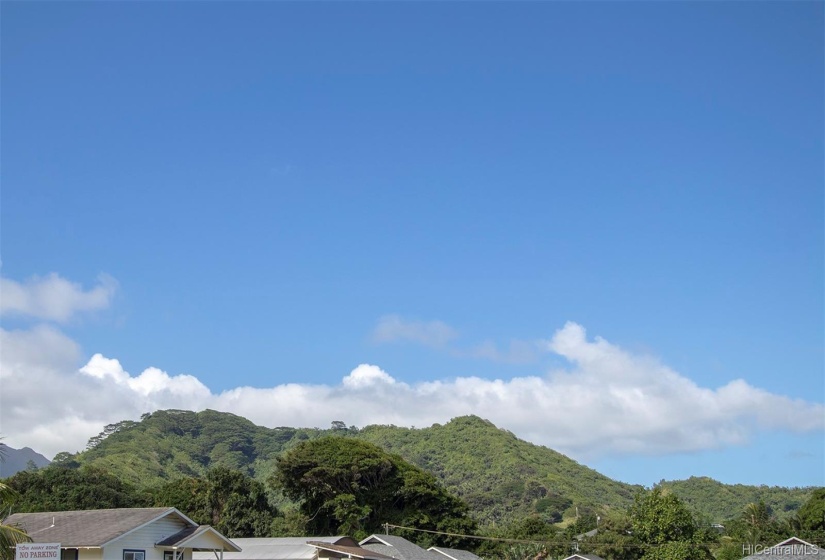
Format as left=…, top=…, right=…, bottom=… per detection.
left=191, top=537, right=393, bottom=560
left=359, top=535, right=444, bottom=560
left=3, top=508, right=240, bottom=560
left=562, top=554, right=607, bottom=560
left=742, top=537, right=821, bottom=560
left=428, top=547, right=483, bottom=560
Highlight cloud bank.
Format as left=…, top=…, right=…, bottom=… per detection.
left=2, top=320, right=822, bottom=461
left=1, top=274, right=820, bottom=462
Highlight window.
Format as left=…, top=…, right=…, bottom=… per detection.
left=124, top=550, right=145, bottom=560
left=61, top=550, right=78, bottom=560
left=164, top=551, right=179, bottom=560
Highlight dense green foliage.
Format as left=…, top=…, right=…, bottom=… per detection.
left=630, top=488, right=698, bottom=545
left=358, top=416, right=638, bottom=525
left=796, top=488, right=825, bottom=537
left=4, top=466, right=145, bottom=511
left=657, top=478, right=814, bottom=523
left=273, top=437, right=477, bottom=545
left=574, top=489, right=713, bottom=560
left=22, top=409, right=820, bottom=531
left=147, top=466, right=277, bottom=538
left=475, top=515, right=567, bottom=560
left=72, top=410, right=325, bottom=489
left=632, top=489, right=712, bottom=560
left=578, top=510, right=639, bottom=560
left=712, top=492, right=825, bottom=560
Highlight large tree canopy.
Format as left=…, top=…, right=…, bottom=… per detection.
left=148, top=466, right=277, bottom=538
left=5, top=466, right=143, bottom=512
left=796, top=488, right=825, bottom=536
left=630, top=488, right=712, bottom=560
left=272, top=437, right=477, bottom=546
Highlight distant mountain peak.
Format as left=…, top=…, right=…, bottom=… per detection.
left=0, top=444, right=51, bottom=477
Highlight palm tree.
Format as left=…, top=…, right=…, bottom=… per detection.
left=0, top=439, right=32, bottom=560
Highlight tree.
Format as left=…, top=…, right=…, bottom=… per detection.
left=797, top=488, right=825, bottom=532
left=631, top=488, right=697, bottom=545
left=795, top=488, right=825, bottom=542
left=50, top=452, right=80, bottom=469
left=272, top=437, right=477, bottom=545
left=149, top=467, right=276, bottom=538
left=149, top=477, right=210, bottom=521
left=5, top=466, right=143, bottom=511
left=580, top=510, right=642, bottom=560
left=476, top=515, right=562, bottom=560
left=629, top=488, right=711, bottom=560
left=643, top=542, right=711, bottom=560
left=0, top=481, right=32, bottom=560
left=742, top=502, right=773, bottom=545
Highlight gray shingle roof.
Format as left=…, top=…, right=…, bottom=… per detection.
left=428, top=548, right=483, bottom=560
left=359, top=535, right=442, bottom=560
left=308, top=541, right=396, bottom=560
left=192, top=537, right=350, bottom=560
left=3, top=508, right=187, bottom=548
left=156, top=525, right=241, bottom=552
left=564, top=554, right=607, bottom=560
left=157, top=526, right=204, bottom=547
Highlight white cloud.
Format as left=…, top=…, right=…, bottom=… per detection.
left=1, top=321, right=822, bottom=463
left=1, top=273, right=117, bottom=323
left=0, top=326, right=135, bottom=455
left=343, top=364, right=400, bottom=389
left=371, top=315, right=458, bottom=347
left=80, top=354, right=211, bottom=399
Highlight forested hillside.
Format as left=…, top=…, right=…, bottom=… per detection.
left=357, top=416, right=639, bottom=524
left=657, top=477, right=814, bottom=522
left=60, top=409, right=327, bottom=487
left=26, top=409, right=819, bottom=526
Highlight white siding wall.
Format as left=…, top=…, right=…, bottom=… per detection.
left=101, top=517, right=189, bottom=560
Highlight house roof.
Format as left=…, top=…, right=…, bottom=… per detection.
left=157, top=525, right=241, bottom=552
left=359, top=535, right=442, bottom=560
left=428, top=547, right=483, bottom=560
left=309, top=541, right=396, bottom=560
left=3, top=508, right=196, bottom=548
left=563, top=554, right=607, bottom=560
left=192, top=537, right=351, bottom=560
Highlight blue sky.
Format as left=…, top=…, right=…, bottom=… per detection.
left=1, top=1, right=823, bottom=489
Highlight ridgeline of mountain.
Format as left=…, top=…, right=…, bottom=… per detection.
left=0, top=444, right=51, bottom=477
left=357, top=417, right=639, bottom=523
left=46, top=409, right=816, bottom=526
left=657, top=476, right=815, bottom=522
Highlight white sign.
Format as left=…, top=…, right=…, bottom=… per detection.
left=16, top=544, right=61, bottom=560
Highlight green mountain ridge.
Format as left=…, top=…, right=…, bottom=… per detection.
left=43, top=409, right=817, bottom=526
